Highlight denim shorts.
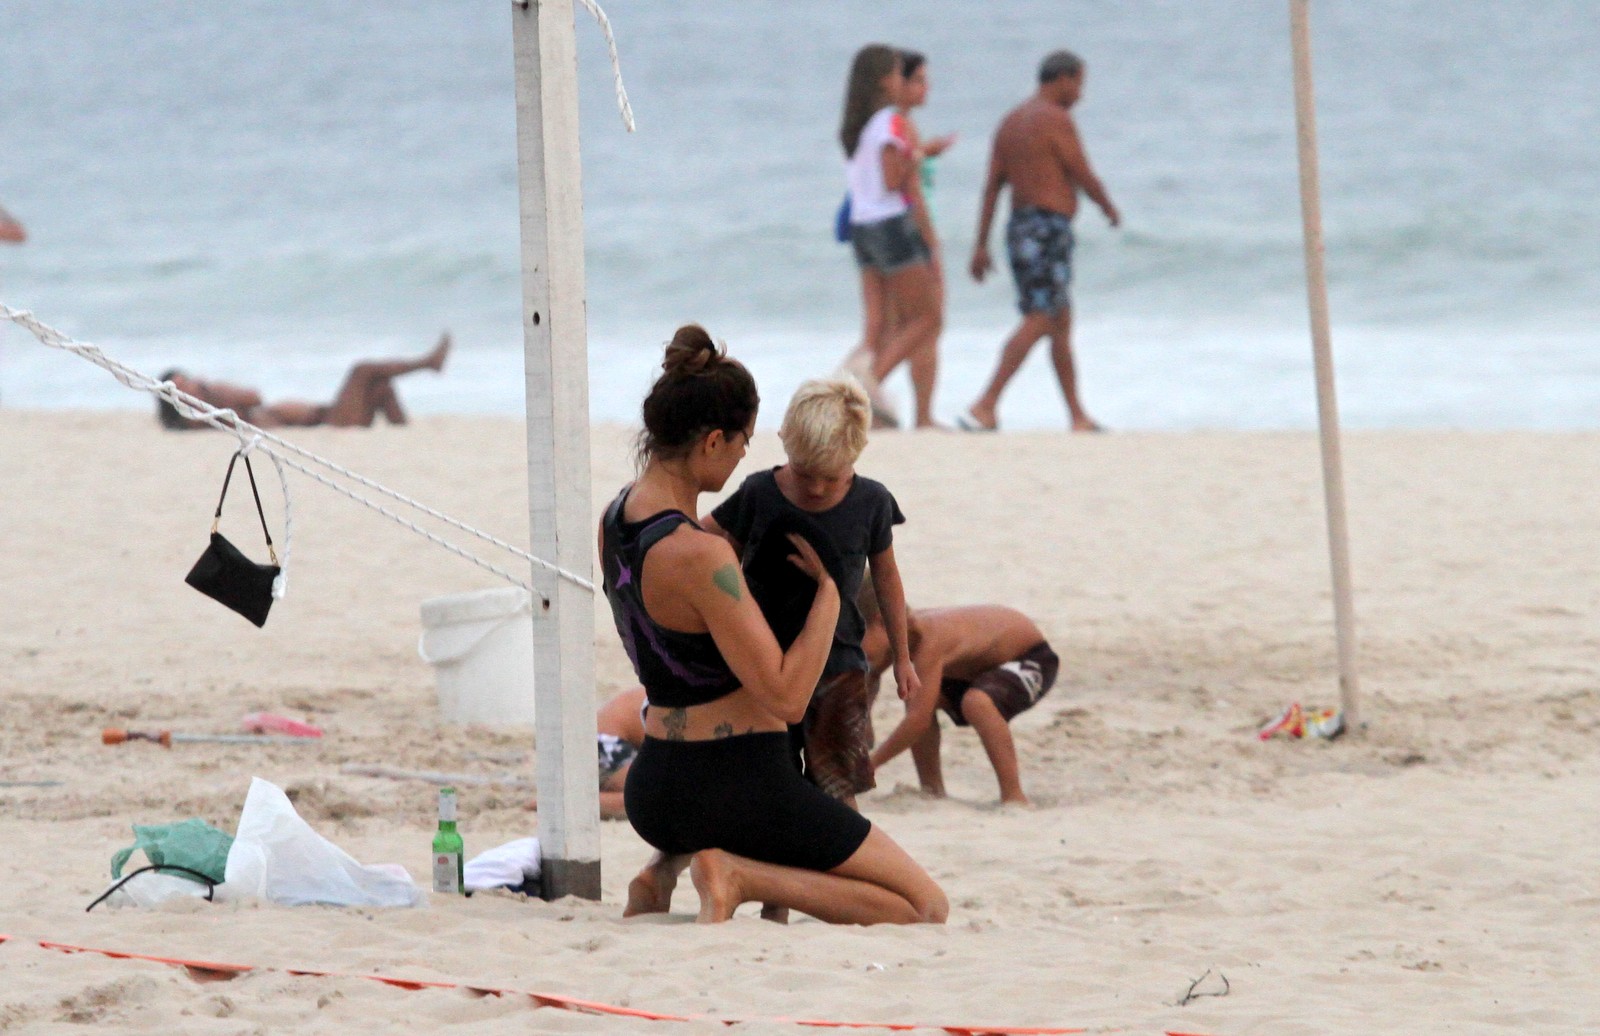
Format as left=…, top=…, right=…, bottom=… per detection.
left=851, top=212, right=931, bottom=274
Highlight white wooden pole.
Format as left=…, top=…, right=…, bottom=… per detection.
left=511, top=0, right=601, bottom=899
left=1290, top=0, right=1362, bottom=729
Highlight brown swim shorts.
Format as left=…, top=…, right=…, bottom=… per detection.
left=939, top=641, right=1060, bottom=726
left=798, top=669, right=876, bottom=801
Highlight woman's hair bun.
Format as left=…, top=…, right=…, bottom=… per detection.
left=662, top=324, right=720, bottom=377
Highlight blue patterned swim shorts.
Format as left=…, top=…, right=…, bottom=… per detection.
left=1006, top=207, right=1075, bottom=314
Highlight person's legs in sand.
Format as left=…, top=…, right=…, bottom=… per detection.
left=845, top=270, right=901, bottom=429
left=1046, top=307, right=1100, bottom=432
left=323, top=332, right=450, bottom=427
left=846, top=276, right=942, bottom=431
left=967, top=306, right=1099, bottom=432
left=906, top=294, right=942, bottom=429
left=870, top=262, right=942, bottom=428
left=688, top=824, right=947, bottom=925
left=959, top=688, right=1028, bottom=804
left=965, top=311, right=1052, bottom=430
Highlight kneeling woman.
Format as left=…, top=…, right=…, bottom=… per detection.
left=604, top=324, right=946, bottom=925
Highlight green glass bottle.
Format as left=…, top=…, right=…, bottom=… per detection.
left=431, top=786, right=464, bottom=894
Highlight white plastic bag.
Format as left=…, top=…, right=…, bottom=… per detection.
left=100, top=871, right=214, bottom=909
left=222, top=777, right=423, bottom=908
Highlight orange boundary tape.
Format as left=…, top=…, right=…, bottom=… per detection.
left=2, top=934, right=1210, bottom=1036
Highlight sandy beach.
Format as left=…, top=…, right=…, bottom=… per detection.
left=2, top=410, right=1597, bottom=1034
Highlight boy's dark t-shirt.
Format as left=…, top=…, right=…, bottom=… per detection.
left=711, top=467, right=905, bottom=676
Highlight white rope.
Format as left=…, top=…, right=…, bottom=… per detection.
left=522, top=0, right=634, bottom=132
left=575, top=0, right=636, bottom=132
left=2, top=305, right=596, bottom=602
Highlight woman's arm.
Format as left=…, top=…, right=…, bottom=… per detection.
left=682, top=532, right=840, bottom=724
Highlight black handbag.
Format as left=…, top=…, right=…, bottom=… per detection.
left=184, top=451, right=281, bottom=627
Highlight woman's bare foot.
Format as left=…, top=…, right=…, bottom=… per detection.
left=689, top=849, right=743, bottom=924
left=623, top=851, right=685, bottom=916
left=424, top=332, right=451, bottom=372
left=1070, top=414, right=1104, bottom=433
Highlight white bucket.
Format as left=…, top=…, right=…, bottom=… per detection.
left=418, top=587, right=536, bottom=728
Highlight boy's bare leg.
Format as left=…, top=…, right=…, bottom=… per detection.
left=624, top=851, right=690, bottom=916
left=967, top=312, right=1052, bottom=429
left=910, top=720, right=946, bottom=797
left=959, top=691, right=1027, bottom=804
left=1046, top=307, right=1100, bottom=432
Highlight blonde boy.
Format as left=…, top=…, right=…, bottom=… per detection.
left=704, top=378, right=919, bottom=806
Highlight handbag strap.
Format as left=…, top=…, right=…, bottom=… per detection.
left=212, top=451, right=279, bottom=565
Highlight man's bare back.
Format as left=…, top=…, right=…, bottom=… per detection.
left=908, top=605, right=1044, bottom=682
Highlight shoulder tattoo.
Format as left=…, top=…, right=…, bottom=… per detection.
left=712, top=563, right=742, bottom=601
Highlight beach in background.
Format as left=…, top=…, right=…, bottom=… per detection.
left=3, top=2, right=1599, bottom=1032
left=2, top=414, right=1598, bottom=1033
left=1, top=0, right=1597, bottom=429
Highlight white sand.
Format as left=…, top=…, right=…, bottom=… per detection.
left=2, top=411, right=1597, bottom=1034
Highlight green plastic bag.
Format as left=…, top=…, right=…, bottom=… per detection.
left=110, top=819, right=234, bottom=884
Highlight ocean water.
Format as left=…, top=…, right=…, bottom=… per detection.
left=1, top=0, right=1596, bottom=429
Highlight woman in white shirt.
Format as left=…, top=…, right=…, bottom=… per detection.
left=838, top=44, right=943, bottom=429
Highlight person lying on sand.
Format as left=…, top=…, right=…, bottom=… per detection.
left=863, top=588, right=1058, bottom=805
left=525, top=687, right=646, bottom=820
left=156, top=333, right=449, bottom=430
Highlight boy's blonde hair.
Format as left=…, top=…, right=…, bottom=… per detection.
left=779, top=377, right=871, bottom=471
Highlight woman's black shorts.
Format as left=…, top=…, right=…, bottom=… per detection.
left=624, top=732, right=872, bottom=873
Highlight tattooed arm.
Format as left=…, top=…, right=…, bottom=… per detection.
left=675, top=532, right=838, bottom=724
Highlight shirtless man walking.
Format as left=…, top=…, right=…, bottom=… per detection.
left=962, top=50, right=1119, bottom=433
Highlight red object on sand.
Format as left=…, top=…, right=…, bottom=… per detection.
left=1256, top=702, right=1305, bottom=740
left=240, top=712, right=323, bottom=738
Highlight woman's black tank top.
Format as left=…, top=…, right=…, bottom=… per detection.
left=600, top=488, right=742, bottom=708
